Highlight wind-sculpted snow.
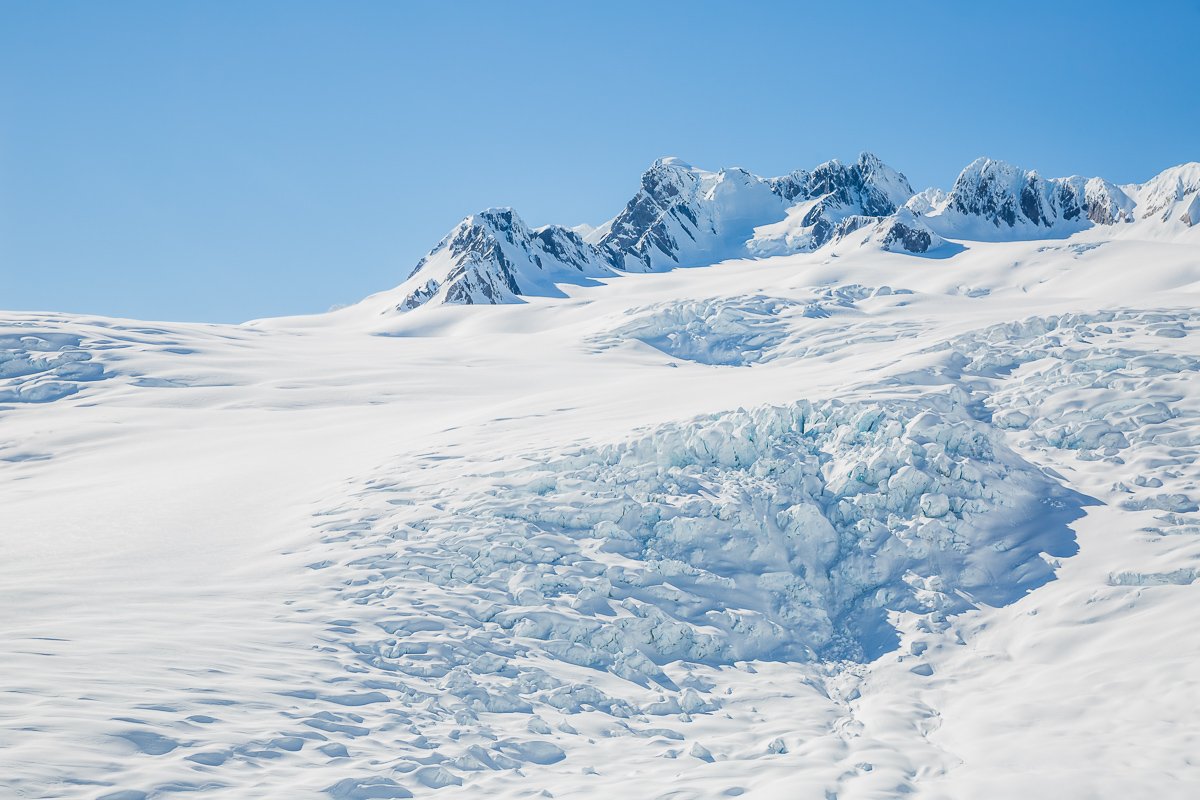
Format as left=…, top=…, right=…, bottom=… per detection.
left=0, top=331, right=108, bottom=404
left=0, top=319, right=274, bottom=414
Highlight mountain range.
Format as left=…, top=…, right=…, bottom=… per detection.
left=371, top=154, right=1200, bottom=313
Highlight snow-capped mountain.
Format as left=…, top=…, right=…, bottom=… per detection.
left=748, top=152, right=914, bottom=256
left=915, top=157, right=1137, bottom=239
left=1131, top=161, right=1200, bottom=225
left=379, top=154, right=1200, bottom=313
left=380, top=153, right=921, bottom=312
left=389, top=209, right=617, bottom=310
left=594, top=158, right=783, bottom=271
left=871, top=206, right=947, bottom=253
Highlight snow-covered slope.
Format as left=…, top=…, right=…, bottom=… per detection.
left=3, top=155, right=1200, bottom=800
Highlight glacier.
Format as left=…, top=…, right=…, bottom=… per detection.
left=2, top=153, right=1200, bottom=800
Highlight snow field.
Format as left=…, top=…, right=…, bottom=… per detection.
left=2, top=225, right=1199, bottom=797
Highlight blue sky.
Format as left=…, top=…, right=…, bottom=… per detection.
left=2, top=0, right=1198, bottom=322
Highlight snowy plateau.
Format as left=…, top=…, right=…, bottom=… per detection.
left=3, top=152, right=1200, bottom=800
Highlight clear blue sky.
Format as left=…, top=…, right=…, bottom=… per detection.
left=3, top=0, right=1198, bottom=322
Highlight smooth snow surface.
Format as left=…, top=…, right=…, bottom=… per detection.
left=4, top=181, right=1200, bottom=799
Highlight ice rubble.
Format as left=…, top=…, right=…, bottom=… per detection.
left=280, top=383, right=1082, bottom=789
left=593, top=295, right=800, bottom=365
left=0, top=331, right=107, bottom=404
left=921, top=309, right=1200, bottom=544
left=269, top=310, right=1200, bottom=792
left=592, top=285, right=910, bottom=365
left=932, top=309, right=1199, bottom=464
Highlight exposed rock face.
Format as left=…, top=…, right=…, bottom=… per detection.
left=1181, top=195, right=1200, bottom=227
left=1055, top=176, right=1135, bottom=225
left=595, top=159, right=782, bottom=272
left=1135, top=162, right=1200, bottom=223
left=390, top=153, right=920, bottom=311
left=570, top=153, right=915, bottom=271
left=595, top=157, right=710, bottom=271
left=926, top=158, right=1135, bottom=237
left=748, top=154, right=915, bottom=256
left=770, top=153, right=914, bottom=217
left=395, top=209, right=615, bottom=310
left=875, top=208, right=944, bottom=254
left=946, top=159, right=1049, bottom=227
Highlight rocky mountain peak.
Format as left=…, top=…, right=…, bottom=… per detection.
left=375, top=153, right=1195, bottom=313
left=928, top=157, right=1135, bottom=238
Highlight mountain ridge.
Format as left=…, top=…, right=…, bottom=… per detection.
left=375, top=154, right=1200, bottom=313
